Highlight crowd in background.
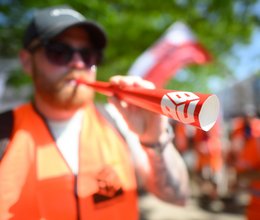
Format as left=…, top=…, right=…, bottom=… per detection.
left=171, top=108, right=260, bottom=219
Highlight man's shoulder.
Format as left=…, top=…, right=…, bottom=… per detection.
left=95, top=103, right=127, bottom=141
left=95, top=103, right=117, bottom=127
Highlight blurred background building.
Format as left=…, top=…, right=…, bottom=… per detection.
left=218, top=73, right=260, bottom=120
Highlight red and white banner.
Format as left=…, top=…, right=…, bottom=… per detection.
left=128, top=22, right=212, bottom=88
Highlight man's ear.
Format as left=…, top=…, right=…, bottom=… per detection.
left=19, top=49, right=33, bottom=76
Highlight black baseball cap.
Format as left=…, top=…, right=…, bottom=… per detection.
left=23, top=5, right=107, bottom=51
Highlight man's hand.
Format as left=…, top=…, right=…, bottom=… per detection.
left=108, top=75, right=169, bottom=144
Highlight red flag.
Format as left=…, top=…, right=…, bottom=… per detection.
left=128, top=22, right=212, bottom=88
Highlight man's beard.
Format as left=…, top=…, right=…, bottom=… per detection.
left=31, top=64, right=94, bottom=111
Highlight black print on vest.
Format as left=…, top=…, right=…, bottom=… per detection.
left=93, top=166, right=124, bottom=204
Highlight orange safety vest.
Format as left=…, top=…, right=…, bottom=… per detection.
left=193, top=124, right=223, bottom=174
left=236, top=142, right=260, bottom=220
left=233, top=117, right=260, bottom=220
left=0, top=103, right=138, bottom=220
left=173, top=123, right=189, bottom=154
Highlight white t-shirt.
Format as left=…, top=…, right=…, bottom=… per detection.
left=47, top=110, right=83, bottom=174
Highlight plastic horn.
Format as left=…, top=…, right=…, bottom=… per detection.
left=76, top=79, right=220, bottom=131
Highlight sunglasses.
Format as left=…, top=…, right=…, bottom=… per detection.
left=30, top=41, right=102, bottom=66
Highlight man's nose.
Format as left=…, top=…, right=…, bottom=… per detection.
left=68, top=52, right=86, bottom=69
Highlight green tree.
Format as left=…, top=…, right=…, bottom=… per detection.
left=1, top=0, right=259, bottom=93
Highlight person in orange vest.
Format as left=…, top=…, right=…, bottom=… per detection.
left=0, top=5, right=189, bottom=220
left=193, top=121, right=223, bottom=200
left=229, top=109, right=260, bottom=220
left=171, top=121, right=198, bottom=174
left=172, top=122, right=192, bottom=155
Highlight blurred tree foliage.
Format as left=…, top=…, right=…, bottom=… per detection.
left=0, top=0, right=259, bottom=94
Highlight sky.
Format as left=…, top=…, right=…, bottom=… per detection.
left=230, top=28, right=260, bottom=81
left=208, top=27, right=260, bottom=93
left=222, top=1, right=260, bottom=84
left=201, top=1, right=260, bottom=93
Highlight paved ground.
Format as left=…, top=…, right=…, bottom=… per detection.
left=138, top=193, right=246, bottom=220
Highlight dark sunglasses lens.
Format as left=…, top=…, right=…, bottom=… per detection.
left=80, top=49, right=96, bottom=66
left=45, top=43, right=72, bottom=65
